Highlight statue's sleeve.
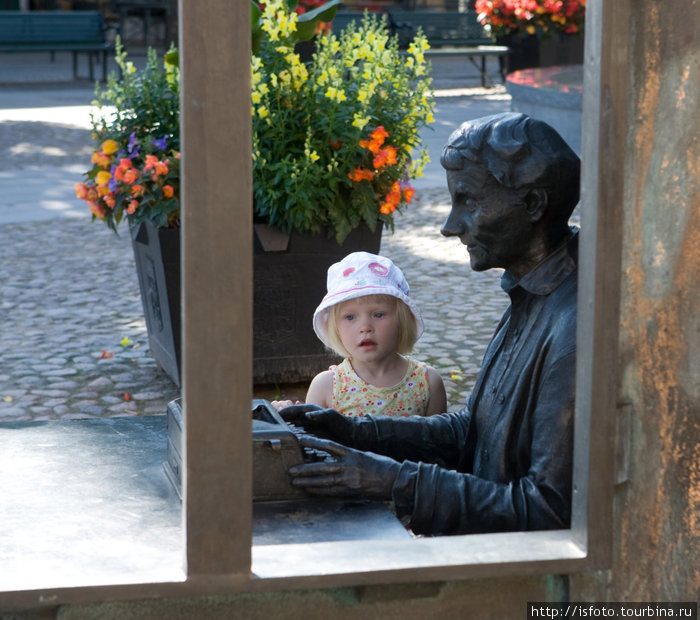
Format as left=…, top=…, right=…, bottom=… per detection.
left=390, top=350, right=575, bottom=535
left=353, top=406, right=474, bottom=470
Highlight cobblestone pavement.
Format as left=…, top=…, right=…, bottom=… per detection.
left=0, top=88, right=512, bottom=421
left=0, top=218, right=180, bottom=421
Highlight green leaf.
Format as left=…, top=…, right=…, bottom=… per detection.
left=295, top=0, right=341, bottom=41
left=251, top=0, right=263, bottom=53
left=164, top=48, right=178, bottom=68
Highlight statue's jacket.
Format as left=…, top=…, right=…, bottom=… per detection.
left=354, top=229, right=579, bottom=535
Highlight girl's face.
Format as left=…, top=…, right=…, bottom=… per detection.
left=335, top=296, right=400, bottom=363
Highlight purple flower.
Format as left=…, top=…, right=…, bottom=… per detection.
left=108, top=165, right=118, bottom=192
left=127, top=132, right=140, bottom=157
left=151, top=135, right=169, bottom=151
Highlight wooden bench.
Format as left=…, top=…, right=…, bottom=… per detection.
left=332, top=10, right=509, bottom=88
left=0, top=10, right=116, bottom=81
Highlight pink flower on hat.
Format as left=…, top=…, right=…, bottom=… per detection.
left=369, top=262, right=389, bottom=276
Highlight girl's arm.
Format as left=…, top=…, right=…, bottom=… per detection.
left=424, top=365, right=447, bottom=416
left=304, top=369, right=334, bottom=409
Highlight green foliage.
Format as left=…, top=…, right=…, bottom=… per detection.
left=78, top=1, right=436, bottom=245
left=252, top=1, right=435, bottom=243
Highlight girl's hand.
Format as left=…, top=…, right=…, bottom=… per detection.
left=270, top=399, right=301, bottom=411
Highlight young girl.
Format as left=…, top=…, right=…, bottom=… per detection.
left=276, top=252, right=446, bottom=417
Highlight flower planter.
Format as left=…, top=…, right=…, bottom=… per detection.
left=131, top=219, right=383, bottom=387
left=498, top=33, right=584, bottom=72
left=252, top=221, right=382, bottom=384
left=131, top=219, right=182, bottom=386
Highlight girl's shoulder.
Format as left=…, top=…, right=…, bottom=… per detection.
left=405, top=356, right=429, bottom=376
left=305, top=369, right=336, bottom=408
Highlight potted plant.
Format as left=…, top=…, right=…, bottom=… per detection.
left=476, top=0, right=586, bottom=71
left=75, top=38, right=182, bottom=385
left=76, top=0, right=435, bottom=385
left=250, top=0, right=434, bottom=382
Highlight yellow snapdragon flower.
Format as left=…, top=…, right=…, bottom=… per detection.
left=325, top=86, right=347, bottom=103
left=352, top=113, right=371, bottom=129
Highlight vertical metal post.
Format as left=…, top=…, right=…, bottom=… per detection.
left=180, top=0, right=253, bottom=576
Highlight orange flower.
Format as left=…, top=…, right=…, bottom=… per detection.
left=114, top=158, right=135, bottom=182
left=359, top=126, right=389, bottom=155
left=403, top=186, right=415, bottom=203
left=379, top=180, right=402, bottom=214
left=131, top=184, right=145, bottom=197
left=126, top=200, right=139, bottom=215
left=143, top=154, right=159, bottom=170
left=370, top=125, right=389, bottom=143
left=358, top=137, right=377, bottom=153
left=103, top=194, right=116, bottom=209
left=380, top=201, right=395, bottom=215
left=144, top=154, right=169, bottom=176
left=122, top=168, right=138, bottom=184
left=91, top=150, right=111, bottom=168
left=74, top=182, right=89, bottom=200
left=348, top=167, right=374, bottom=182
left=373, top=145, right=397, bottom=169
left=88, top=201, right=106, bottom=219
left=162, top=184, right=174, bottom=198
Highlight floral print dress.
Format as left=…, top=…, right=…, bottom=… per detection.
left=330, top=357, right=431, bottom=417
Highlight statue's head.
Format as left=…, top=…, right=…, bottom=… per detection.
left=441, top=112, right=581, bottom=229
left=439, top=113, right=581, bottom=276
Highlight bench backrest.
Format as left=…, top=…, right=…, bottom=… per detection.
left=390, top=11, right=490, bottom=46
left=0, top=11, right=106, bottom=45
left=331, top=10, right=490, bottom=47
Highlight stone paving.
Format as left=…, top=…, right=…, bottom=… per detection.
left=0, top=218, right=180, bottom=421
left=0, top=71, right=513, bottom=420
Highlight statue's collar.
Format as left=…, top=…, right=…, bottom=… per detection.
left=501, top=226, right=579, bottom=296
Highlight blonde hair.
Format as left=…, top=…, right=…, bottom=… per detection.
left=324, top=294, right=418, bottom=358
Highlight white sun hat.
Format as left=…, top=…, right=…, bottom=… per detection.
left=312, top=251, right=424, bottom=348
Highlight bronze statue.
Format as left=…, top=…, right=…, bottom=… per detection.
left=282, top=112, right=582, bottom=535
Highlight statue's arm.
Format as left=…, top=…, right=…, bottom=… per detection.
left=391, top=351, right=575, bottom=535
left=354, top=406, right=473, bottom=469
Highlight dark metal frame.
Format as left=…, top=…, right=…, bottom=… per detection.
left=0, top=0, right=624, bottom=609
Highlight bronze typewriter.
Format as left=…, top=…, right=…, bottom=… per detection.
left=164, top=398, right=332, bottom=501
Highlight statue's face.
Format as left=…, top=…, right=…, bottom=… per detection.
left=441, top=166, right=536, bottom=277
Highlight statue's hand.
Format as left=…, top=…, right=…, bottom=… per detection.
left=288, top=435, right=400, bottom=500
left=280, top=404, right=356, bottom=444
